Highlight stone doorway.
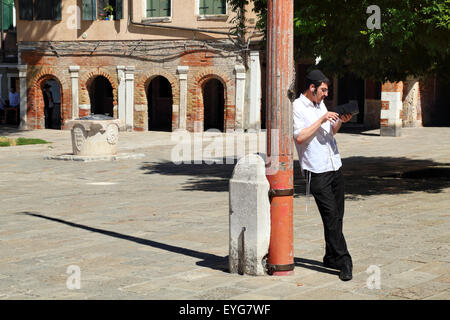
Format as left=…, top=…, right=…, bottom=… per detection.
left=89, top=76, right=114, bottom=117
left=203, top=79, right=225, bottom=132
left=147, top=76, right=173, bottom=131
left=42, top=79, right=62, bottom=130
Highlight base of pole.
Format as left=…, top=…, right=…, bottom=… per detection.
left=271, top=270, right=294, bottom=276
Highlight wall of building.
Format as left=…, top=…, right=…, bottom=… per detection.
left=19, top=39, right=253, bottom=131
left=15, top=0, right=259, bottom=42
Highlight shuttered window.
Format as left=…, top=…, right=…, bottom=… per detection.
left=35, top=0, right=62, bottom=20
left=18, top=0, right=34, bottom=20
left=82, top=0, right=97, bottom=20
left=146, top=0, right=171, bottom=18
left=199, top=0, right=226, bottom=15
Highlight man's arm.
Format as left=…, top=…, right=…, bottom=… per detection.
left=295, top=111, right=339, bottom=145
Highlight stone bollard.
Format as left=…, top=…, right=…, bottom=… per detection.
left=229, top=154, right=270, bottom=276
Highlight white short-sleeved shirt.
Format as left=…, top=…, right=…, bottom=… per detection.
left=293, top=94, right=342, bottom=174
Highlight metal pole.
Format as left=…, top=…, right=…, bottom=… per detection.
left=266, top=0, right=294, bottom=276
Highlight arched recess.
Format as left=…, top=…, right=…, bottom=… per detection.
left=137, top=70, right=179, bottom=131
left=193, top=72, right=232, bottom=132
left=86, top=75, right=114, bottom=116
left=146, top=75, right=173, bottom=131
left=30, top=73, right=65, bottom=130
left=80, top=71, right=117, bottom=118
left=203, top=78, right=225, bottom=131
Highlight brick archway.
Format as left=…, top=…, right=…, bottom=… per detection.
left=135, top=70, right=179, bottom=131
left=191, top=70, right=234, bottom=132
left=80, top=71, right=118, bottom=118
left=29, top=72, right=66, bottom=129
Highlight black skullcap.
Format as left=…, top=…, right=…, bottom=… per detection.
left=306, top=69, right=328, bottom=82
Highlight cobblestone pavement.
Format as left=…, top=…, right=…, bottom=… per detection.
left=0, top=126, right=449, bottom=300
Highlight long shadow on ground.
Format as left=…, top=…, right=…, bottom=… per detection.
left=140, top=157, right=450, bottom=199
left=19, top=212, right=229, bottom=273
left=20, top=212, right=338, bottom=276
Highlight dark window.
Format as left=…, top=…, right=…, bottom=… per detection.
left=93, top=0, right=123, bottom=20
left=19, top=0, right=61, bottom=20
left=35, top=0, right=62, bottom=20
left=199, top=0, right=226, bottom=15
left=18, top=0, right=34, bottom=20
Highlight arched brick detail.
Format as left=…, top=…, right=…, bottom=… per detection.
left=135, top=69, right=179, bottom=131
left=79, top=70, right=118, bottom=117
left=190, top=69, right=235, bottom=132
left=28, top=68, right=69, bottom=130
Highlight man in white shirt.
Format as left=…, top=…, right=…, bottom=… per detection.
left=293, top=70, right=353, bottom=281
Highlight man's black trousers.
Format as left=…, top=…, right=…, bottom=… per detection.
left=308, top=168, right=352, bottom=267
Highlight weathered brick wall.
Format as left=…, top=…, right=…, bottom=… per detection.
left=19, top=40, right=242, bottom=131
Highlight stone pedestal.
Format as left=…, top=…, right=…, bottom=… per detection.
left=66, top=117, right=122, bottom=156
left=229, top=154, right=270, bottom=276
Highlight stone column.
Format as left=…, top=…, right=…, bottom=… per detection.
left=381, top=81, right=403, bottom=136
left=177, top=66, right=189, bottom=130
left=124, top=66, right=135, bottom=131
left=69, top=66, right=80, bottom=120
left=116, top=66, right=126, bottom=130
left=18, top=65, right=28, bottom=130
left=247, top=51, right=261, bottom=130
left=402, top=77, right=421, bottom=127
left=235, top=65, right=246, bottom=130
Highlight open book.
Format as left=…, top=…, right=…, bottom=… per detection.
left=335, top=101, right=359, bottom=116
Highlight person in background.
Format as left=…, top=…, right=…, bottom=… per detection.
left=9, top=87, right=20, bottom=108
left=43, top=84, right=54, bottom=129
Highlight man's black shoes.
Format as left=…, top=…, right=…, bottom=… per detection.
left=323, top=259, right=340, bottom=270
left=323, top=258, right=353, bottom=281
left=339, top=263, right=353, bottom=281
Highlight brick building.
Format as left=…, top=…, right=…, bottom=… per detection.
left=12, top=0, right=263, bottom=131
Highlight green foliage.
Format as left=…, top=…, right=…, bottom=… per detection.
left=103, top=4, right=114, bottom=15
left=229, top=0, right=250, bottom=46
left=0, top=136, right=49, bottom=147
left=15, top=138, right=49, bottom=145
left=238, top=0, right=450, bottom=82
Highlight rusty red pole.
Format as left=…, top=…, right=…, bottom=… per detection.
left=266, top=0, right=294, bottom=276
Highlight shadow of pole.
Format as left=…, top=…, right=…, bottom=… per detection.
left=19, top=212, right=229, bottom=272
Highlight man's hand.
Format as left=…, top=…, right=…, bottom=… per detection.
left=340, top=113, right=352, bottom=123
left=321, top=112, right=339, bottom=123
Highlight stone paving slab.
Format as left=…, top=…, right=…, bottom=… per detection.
left=0, top=126, right=449, bottom=300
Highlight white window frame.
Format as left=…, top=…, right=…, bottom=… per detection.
left=196, top=0, right=229, bottom=21
left=142, top=0, right=173, bottom=23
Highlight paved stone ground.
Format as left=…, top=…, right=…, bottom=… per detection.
left=0, top=125, right=449, bottom=300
